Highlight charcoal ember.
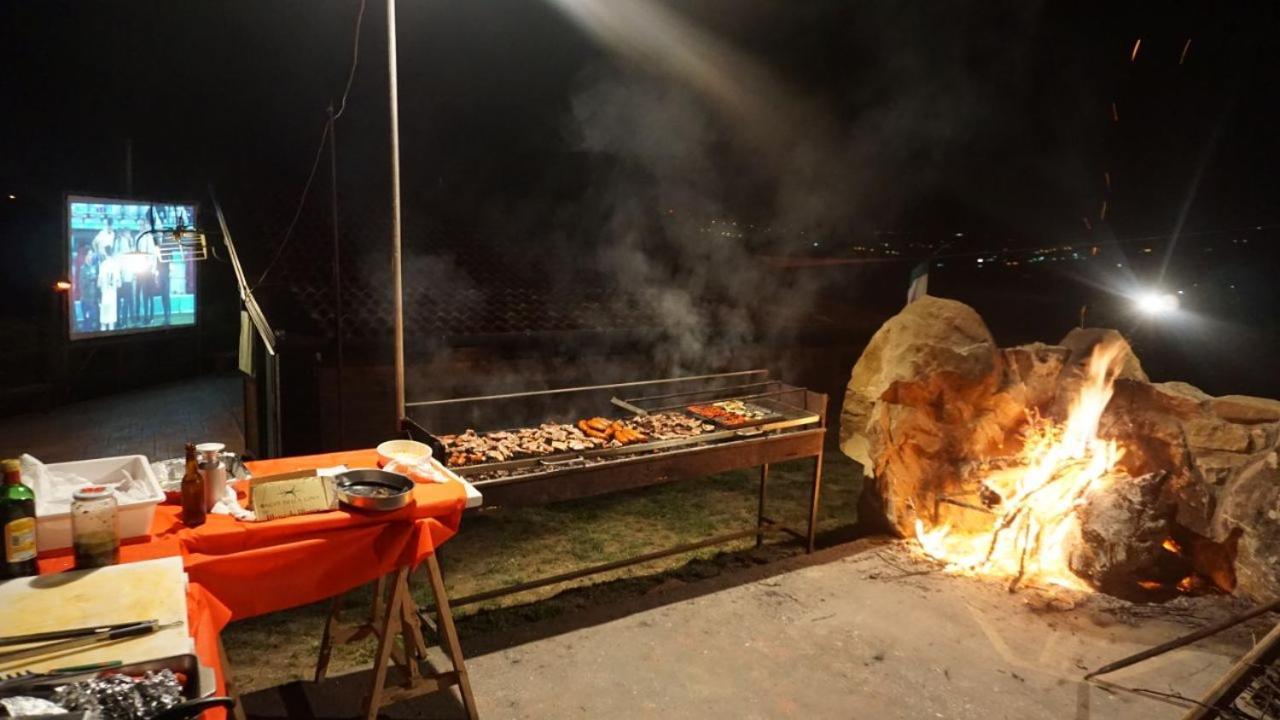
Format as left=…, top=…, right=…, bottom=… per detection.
left=1068, top=471, right=1178, bottom=599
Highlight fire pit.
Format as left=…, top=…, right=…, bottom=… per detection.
left=840, top=297, right=1280, bottom=602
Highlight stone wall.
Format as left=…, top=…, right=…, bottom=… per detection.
left=840, top=297, right=1279, bottom=601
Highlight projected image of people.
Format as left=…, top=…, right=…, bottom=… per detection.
left=68, top=197, right=198, bottom=338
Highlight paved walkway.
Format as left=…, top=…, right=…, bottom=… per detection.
left=0, top=375, right=243, bottom=462
left=242, top=541, right=1255, bottom=720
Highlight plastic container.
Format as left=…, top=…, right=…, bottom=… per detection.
left=34, top=455, right=163, bottom=552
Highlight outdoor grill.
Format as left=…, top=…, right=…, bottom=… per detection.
left=401, top=369, right=828, bottom=606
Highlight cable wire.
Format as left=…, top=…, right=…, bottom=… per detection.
left=252, top=0, right=366, bottom=289
left=333, top=0, right=367, bottom=120
left=252, top=118, right=332, bottom=290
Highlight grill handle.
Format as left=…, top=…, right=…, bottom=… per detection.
left=539, top=455, right=586, bottom=467
left=734, top=427, right=765, bottom=438
left=610, top=396, right=649, bottom=416
left=400, top=416, right=448, bottom=460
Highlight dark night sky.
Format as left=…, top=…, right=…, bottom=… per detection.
left=2, top=1, right=1279, bottom=291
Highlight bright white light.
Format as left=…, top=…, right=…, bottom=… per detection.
left=1135, top=291, right=1179, bottom=315
left=119, top=251, right=154, bottom=275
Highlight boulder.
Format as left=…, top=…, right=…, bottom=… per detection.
left=840, top=297, right=1006, bottom=535
left=1211, top=451, right=1280, bottom=601
left=839, top=296, right=1000, bottom=470
left=1059, top=327, right=1148, bottom=382
left=1069, top=471, right=1177, bottom=600
left=843, top=299, right=1280, bottom=601
left=1001, top=343, right=1070, bottom=411
left=1211, top=395, right=1280, bottom=424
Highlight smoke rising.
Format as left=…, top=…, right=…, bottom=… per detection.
left=556, top=0, right=1029, bottom=373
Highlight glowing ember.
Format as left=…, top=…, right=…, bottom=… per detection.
left=914, top=342, right=1127, bottom=591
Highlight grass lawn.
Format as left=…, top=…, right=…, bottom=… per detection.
left=222, top=447, right=863, bottom=692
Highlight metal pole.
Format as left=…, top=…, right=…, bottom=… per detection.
left=387, top=0, right=406, bottom=425
left=328, top=104, right=346, bottom=447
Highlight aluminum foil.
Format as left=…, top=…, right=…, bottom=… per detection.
left=51, top=670, right=182, bottom=720
left=0, top=695, right=69, bottom=717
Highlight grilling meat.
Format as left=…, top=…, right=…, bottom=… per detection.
left=440, top=411, right=713, bottom=467
left=442, top=423, right=609, bottom=467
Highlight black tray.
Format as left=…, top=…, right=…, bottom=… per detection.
left=1, top=653, right=213, bottom=701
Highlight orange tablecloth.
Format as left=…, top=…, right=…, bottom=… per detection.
left=187, top=582, right=233, bottom=720
left=35, top=449, right=467, bottom=719
left=40, top=449, right=467, bottom=619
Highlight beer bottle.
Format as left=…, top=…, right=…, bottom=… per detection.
left=1, top=458, right=38, bottom=578
left=180, top=443, right=206, bottom=527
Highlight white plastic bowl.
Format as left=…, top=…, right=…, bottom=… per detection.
left=376, top=439, right=432, bottom=468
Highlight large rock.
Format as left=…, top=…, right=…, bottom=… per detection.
left=1103, top=379, right=1280, bottom=600
left=1001, top=343, right=1070, bottom=412
left=840, top=296, right=1000, bottom=470
left=841, top=297, right=1018, bottom=536
left=1059, top=327, right=1148, bottom=382
left=1069, top=471, right=1177, bottom=600
left=842, top=299, right=1280, bottom=601
left=1211, top=450, right=1280, bottom=601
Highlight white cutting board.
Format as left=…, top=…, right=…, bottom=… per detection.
left=0, top=557, right=192, bottom=673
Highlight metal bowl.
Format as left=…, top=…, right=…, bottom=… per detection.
left=334, top=469, right=414, bottom=512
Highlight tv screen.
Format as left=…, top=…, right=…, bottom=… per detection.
left=67, top=195, right=199, bottom=339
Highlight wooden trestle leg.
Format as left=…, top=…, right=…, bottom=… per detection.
left=806, top=450, right=824, bottom=554
left=313, top=557, right=478, bottom=720
left=756, top=463, right=769, bottom=549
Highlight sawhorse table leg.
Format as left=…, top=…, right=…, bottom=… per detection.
left=314, top=555, right=478, bottom=719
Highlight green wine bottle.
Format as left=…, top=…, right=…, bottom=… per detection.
left=1, top=458, right=37, bottom=578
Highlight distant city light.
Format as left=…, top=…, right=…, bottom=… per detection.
left=1134, top=291, right=1178, bottom=316
left=6, top=194, right=14, bottom=200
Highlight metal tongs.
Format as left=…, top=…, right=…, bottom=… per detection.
left=0, top=620, right=173, bottom=665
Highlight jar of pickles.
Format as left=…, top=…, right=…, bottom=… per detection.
left=71, top=485, right=120, bottom=569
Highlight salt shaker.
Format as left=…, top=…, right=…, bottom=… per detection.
left=196, top=442, right=228, bottom=510
left=71, top=485, right=120, bottom=569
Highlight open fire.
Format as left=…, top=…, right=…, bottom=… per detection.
left=914, top=342, right=1128, bottom=591
left=844, top=297, right=1280, bottom=603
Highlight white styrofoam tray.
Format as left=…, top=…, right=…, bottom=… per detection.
left=33, top=454, right=164, bottom=551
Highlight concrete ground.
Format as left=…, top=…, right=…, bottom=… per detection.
left=242, top=540, right=1261, bottom=720
left=5, top=378, right=1261, bottom=719
left=0, top=375, right=244, bottom=462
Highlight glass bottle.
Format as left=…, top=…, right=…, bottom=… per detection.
left=72, top=485, right=119, bottom=569
left=0, top=458, right=37, bottom=578
left=180, top=443, right=206, bottom=527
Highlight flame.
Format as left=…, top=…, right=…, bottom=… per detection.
left=915, top=343, right=1126, bottom=591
